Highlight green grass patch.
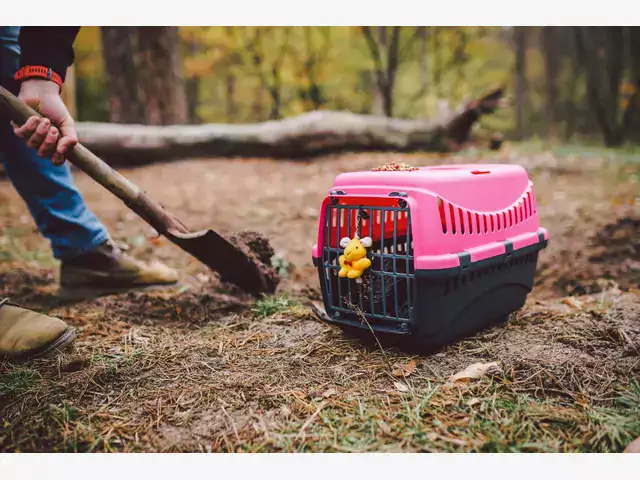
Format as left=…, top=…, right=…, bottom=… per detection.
left=0, top=368, right=37, bottom=395
left=251, top=294, right=300, bottom=318
left=265, top=379, right=640, bottom=453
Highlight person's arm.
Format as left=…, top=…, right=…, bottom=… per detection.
left=17, top=27, right=81, bottom=86
left=12, top=27, right=81, bottom=165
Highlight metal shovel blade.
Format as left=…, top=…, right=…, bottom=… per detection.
left=165, top=228, right=277, bottom=296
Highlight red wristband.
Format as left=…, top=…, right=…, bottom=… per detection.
left=14, top=66, right=63, bottom=89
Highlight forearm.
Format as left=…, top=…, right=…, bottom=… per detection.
left=18, top=27, right=81, bottom=83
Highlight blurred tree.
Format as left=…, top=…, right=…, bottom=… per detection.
left=136, top=26, right=188, bottom=125
left=574, top=26, right=640, bottom=145
left=61, top=64, right=77, bottom=119
left=541, top=26, right=559, bottom=140
left=182, top=30, right=201, bottom=124
left=224, top=27, right=238, bottom=120
left=418, top=27, right=428, bottom=97
left=73, top=25, right=640, bottom=147
left=247, top=28, right=266, bottom=120
left=240, top=27, right=293, bottom=120
left=361, top=26, right=419, bottom=117
left=513, top=26, right=528, bottom=140
left=100, top=27, right=144, bottom=124
left=295, top=27, right=331, bottom=111
left=73, top=27, right=109, bottom=122
left=453, top=29, right=469, bottom=97
left=432, top=27, right=442, bottom=97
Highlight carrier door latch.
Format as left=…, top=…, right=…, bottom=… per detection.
left=457, top=252, right=471, bottom=272
left=503, top=240, right=514, bottom=262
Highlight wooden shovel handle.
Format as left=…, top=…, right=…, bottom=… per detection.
left=0, top=85, right=188, bottom=235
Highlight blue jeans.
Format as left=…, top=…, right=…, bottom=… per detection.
left=0, top=26, right=108, bottom=260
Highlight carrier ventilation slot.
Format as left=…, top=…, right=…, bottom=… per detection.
left=436, top=187, right=537, bottom=235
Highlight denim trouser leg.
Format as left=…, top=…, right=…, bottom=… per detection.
left=0, top=26, right=109, bottom=260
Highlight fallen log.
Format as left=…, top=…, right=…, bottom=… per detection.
left=73, top=87, right=506, bottom=166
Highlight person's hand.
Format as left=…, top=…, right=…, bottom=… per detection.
left=12, top=79, right=77, bottom=166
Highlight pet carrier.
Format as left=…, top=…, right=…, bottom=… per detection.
left=311, top=163, right=549, bottom=349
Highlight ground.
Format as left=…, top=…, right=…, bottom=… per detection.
left=0, top=144, right=638, bottom=452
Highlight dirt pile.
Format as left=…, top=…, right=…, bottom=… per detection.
left=536, top=215, right=639, bottom=297
left=588, top=216, right=639, bottom=289
left=228, top=230, right=281, bottom=295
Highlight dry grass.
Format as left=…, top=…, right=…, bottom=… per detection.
left=1, top=145, right=639, bottom=452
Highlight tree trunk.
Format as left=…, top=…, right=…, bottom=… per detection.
left=300, top=27, right=327, bottom=111
left=453, top=29, right=469, bottom=97
left=224, top=27, right=237, bottom=121
left=433, top=27, right=442, bottom=96
left=73, top=87, right=505, bottom=165
left=184, top=32, right=200, bottom=124
left=384, top=27, right=401, bottom=117
left=100, top=26, right=144, bottom=124
left=623, top=27, right=640, bottom=140
left=419, top=27, right=428, bottom=95
left=268, top=76, right=281, bottom=119
left=226, top=74, right=236, bottom=121
left=359, top=70, right=375, bottom=114
left=574, top=27, right=622, bottom=146
left=541, top=27, right=559, bottom=140
left=361, top=26, right=401, bottom=117
left=513, top=27, right=527, bottom=140
left=251, top=29, right=264, bottom=121
left=136, top=26, right=188, bottom=125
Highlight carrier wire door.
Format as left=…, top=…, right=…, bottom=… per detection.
left=321, top=201, right=415, bottom=333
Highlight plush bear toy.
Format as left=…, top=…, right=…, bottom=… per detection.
left=338, top=236, right=372, bottom=279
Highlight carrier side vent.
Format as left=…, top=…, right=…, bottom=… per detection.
left=435, top=186, right=538, bottom=235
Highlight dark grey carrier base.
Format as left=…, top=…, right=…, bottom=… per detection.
left=314, top=235, right=548, bottom=352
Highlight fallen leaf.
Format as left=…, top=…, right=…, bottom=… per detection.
left=393, top=381, right=409, bottom=393
left=446, top=361, right=502, bottom=384
left=437, top=435, right=469, bottom=447
left=280, top=405, right=292, bottom=417
left=392, top=359, right=417, bottom=378
left=466, top=398, right=480, bottom=407
left=378, top=421, right=393, bottom=436
left=562, top=297, right=584, bottom=309
left=322, top=388, right=337, bottom=398
left=310, top=301, right=331, bottom=322
left=147, top=236, right=163, bottom=246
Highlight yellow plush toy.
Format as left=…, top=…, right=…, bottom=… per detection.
left=338, top=236, right=372, bottom=279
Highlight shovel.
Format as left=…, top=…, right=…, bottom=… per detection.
left=0, top=85, right=277, bottom=296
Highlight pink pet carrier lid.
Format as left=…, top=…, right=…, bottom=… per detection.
left=331, top=164, right=530, bottom=212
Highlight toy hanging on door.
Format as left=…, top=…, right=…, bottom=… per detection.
left=338, top=236, right=372, bottom=279
left=338, top=207, right=372, bottom=280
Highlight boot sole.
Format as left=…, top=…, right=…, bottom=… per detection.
left=2, top=327, right=77, bottom=363
left=57, top=282, right=183, bottom=301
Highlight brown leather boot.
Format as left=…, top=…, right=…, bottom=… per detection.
left=59, top=239, right=180, bottom=300
left=0, top=299, right=76, bottom=361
